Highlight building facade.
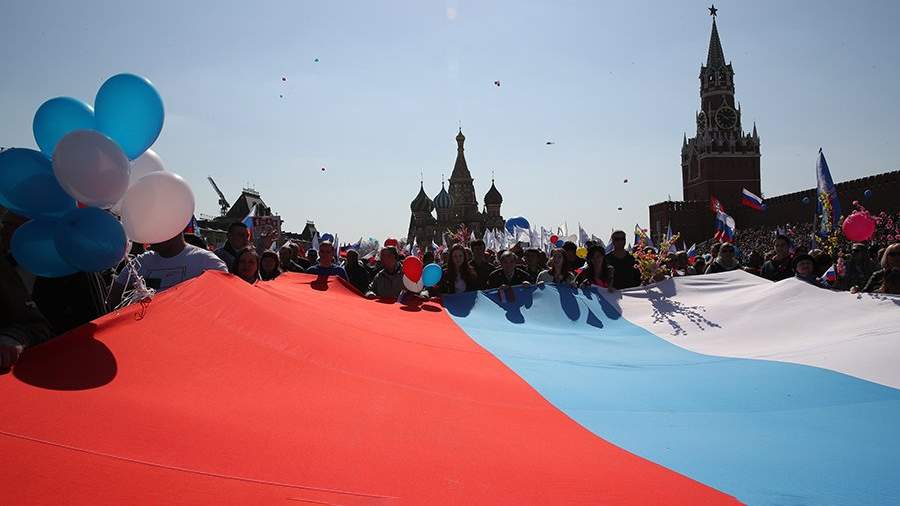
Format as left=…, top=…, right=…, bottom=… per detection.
left=407, top=130, right=505, bottom=247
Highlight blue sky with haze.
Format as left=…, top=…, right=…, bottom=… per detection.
left=2, top=0, right=898, bottom=242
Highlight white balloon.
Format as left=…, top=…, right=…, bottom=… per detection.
left=130, top=149, right=166, bottom=184
left=402, top=275, right=424, bottom=293
left=52, top=129, right=130, bottom=208
left=120, top=172, right=195, bottom=244
left=110, top=149, right=166, bottom=215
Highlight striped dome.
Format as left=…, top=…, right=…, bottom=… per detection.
left=410, top=183, right=435, bottom=213
left=434, top=182, right=453, bottom=209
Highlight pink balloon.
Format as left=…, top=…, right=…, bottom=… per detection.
left=842, top=211, right=876, bottom=242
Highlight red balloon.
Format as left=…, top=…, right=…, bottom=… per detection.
left=403, top=256, right=423, bottom=283
left=549, top=235, right=559, bottom=244
left=842, top=211, right=876, bottom=242
left=384, top=238, right=399, bottom=248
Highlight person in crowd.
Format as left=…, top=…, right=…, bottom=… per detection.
left=2, top=209, right=110, bottom=335
left=487, top=251, right=532, bottom=289
left=306, top=248, right=318, bottom=266
left=705, top=243, right=741, bottom=274
left=289, top=243, right=312, bottom=270
left=537, top=248, right=576, bottom=286
left=470, top=239, right=497, bottom=290
left=562, top=241, right=585, bottom=270
left=422, top=250, right=435, bottom=266
left=792, top=254, right=818, bottom=284
left=761, top=235, right=793, bottom=281
left=278, top=244, right=304, bottom=273
left=743, top=250, right=765, bottom=277
left=367, top=246, right=404, bottom=298
left=305, top=241, right=348, bottom=281
left=184, top=233, right=208, bottom=250
left=440, top=248, right=451, bottom=266
left=0, top=253, right=54, bottom=371
left=840, top=243, right=877, bottom=292
left=109, top=231, right=228, bottom=307
left=575, top=245, right=614, bottom=289
left=808, top=249, right=833, bottom=278
left=214, top=222, right=250, bottom=267
left=231, top=247, right=260, bottom=284
left=670, top=251, right=695, bottom=277
left=858, top=243, right=900, bottom=293
left=343, top=249, right=371, bottom=294
left=259, top=250, right=282, bottom=281
left=693, top=255, right=707, bottom=275
left=606, top=230, right=640, bottom=289
left=709, top=242, right=722, bottom=262
left=439, top=244, right=479, bottom=294
left=523, top=248, right=544, bottom=284
left=878, top=269, right=900, bottom=295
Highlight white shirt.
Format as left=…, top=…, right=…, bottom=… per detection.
left=115, top=244, right=227, bottom=291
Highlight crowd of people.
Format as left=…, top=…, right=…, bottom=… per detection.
left=2, top=206, right=898, bottom=371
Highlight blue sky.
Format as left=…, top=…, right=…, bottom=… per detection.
left=2, top=0, right=898, bottom=242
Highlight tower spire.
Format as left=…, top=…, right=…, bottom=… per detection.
left=706, top=10, right=726, bottom=68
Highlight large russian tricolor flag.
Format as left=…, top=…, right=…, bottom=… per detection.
left=2, top=271, right=898, bottom=505
left=741, top=188, right=767, bottom=211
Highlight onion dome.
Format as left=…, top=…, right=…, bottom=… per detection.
left=434, top=181, right=453, bottom=209
left=484, top=179, right=503, bottom=206
left=410, top=182, right=435, bottom=212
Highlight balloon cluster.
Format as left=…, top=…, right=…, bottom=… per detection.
left=401, top=256, right=442, bottom=293
left=0, top=74, right=195, bottom=277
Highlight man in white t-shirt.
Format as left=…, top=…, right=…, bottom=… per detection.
left=109, top=233, right=227, bottom=307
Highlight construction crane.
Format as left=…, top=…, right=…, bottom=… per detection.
left=207, top=176, right=231, bottom=216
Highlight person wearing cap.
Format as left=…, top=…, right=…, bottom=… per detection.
left=792, top=254, right=818, bottom=284
left=839, top=243, right=877, bottom=292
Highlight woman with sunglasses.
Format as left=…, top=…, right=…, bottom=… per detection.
left=705, top=243, right=741, bottom=274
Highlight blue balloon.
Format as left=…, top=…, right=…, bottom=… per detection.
left=0, top=148, right=75, bottom=219
left=320, top=233, right=334, bottom=243
left=54, top=207, right=127, bottom=272
left=32, top=97, right=95, bottom=156
left=11, top=219, right=78, bottom=278
left=422, top=263, right=443, bottom=287
left=555, top=239, right=564, bottom=247
left=864, top=189, right=873, bottom=199
left=504, top=216, right=530, bottom=233
left=95, top=74, right=164, bottom=159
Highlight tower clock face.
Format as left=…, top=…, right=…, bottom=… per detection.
left=716, top=106, right=737, bottom=129
left=697, top=112, right=707, bottom=133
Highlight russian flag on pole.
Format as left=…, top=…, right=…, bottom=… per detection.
left=714, top=211, right=736, bottom=243
left=821, top=263, right=837, bottom=286
left=686, top=243, right=697, bottom=264
left=4, top=271, right=899, bottom=505
left=741, top=188, right=766, bottom=211
left=242, top=204, right=257, bottom=239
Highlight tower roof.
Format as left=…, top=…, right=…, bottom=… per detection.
left=484, top=179, right=503, bottom=205
left=410, top=182, right=435, bottom=212
left=434, top=180, right=453, bottom=209
left=706, top=17, right=726, bottom=68
left=450, top=129, right=473, bottom=181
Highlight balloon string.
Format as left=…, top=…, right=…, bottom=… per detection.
left=112, top=257, right=156, bottom=319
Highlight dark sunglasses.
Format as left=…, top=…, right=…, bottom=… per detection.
left=612, top=237, right=626, bottom=242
